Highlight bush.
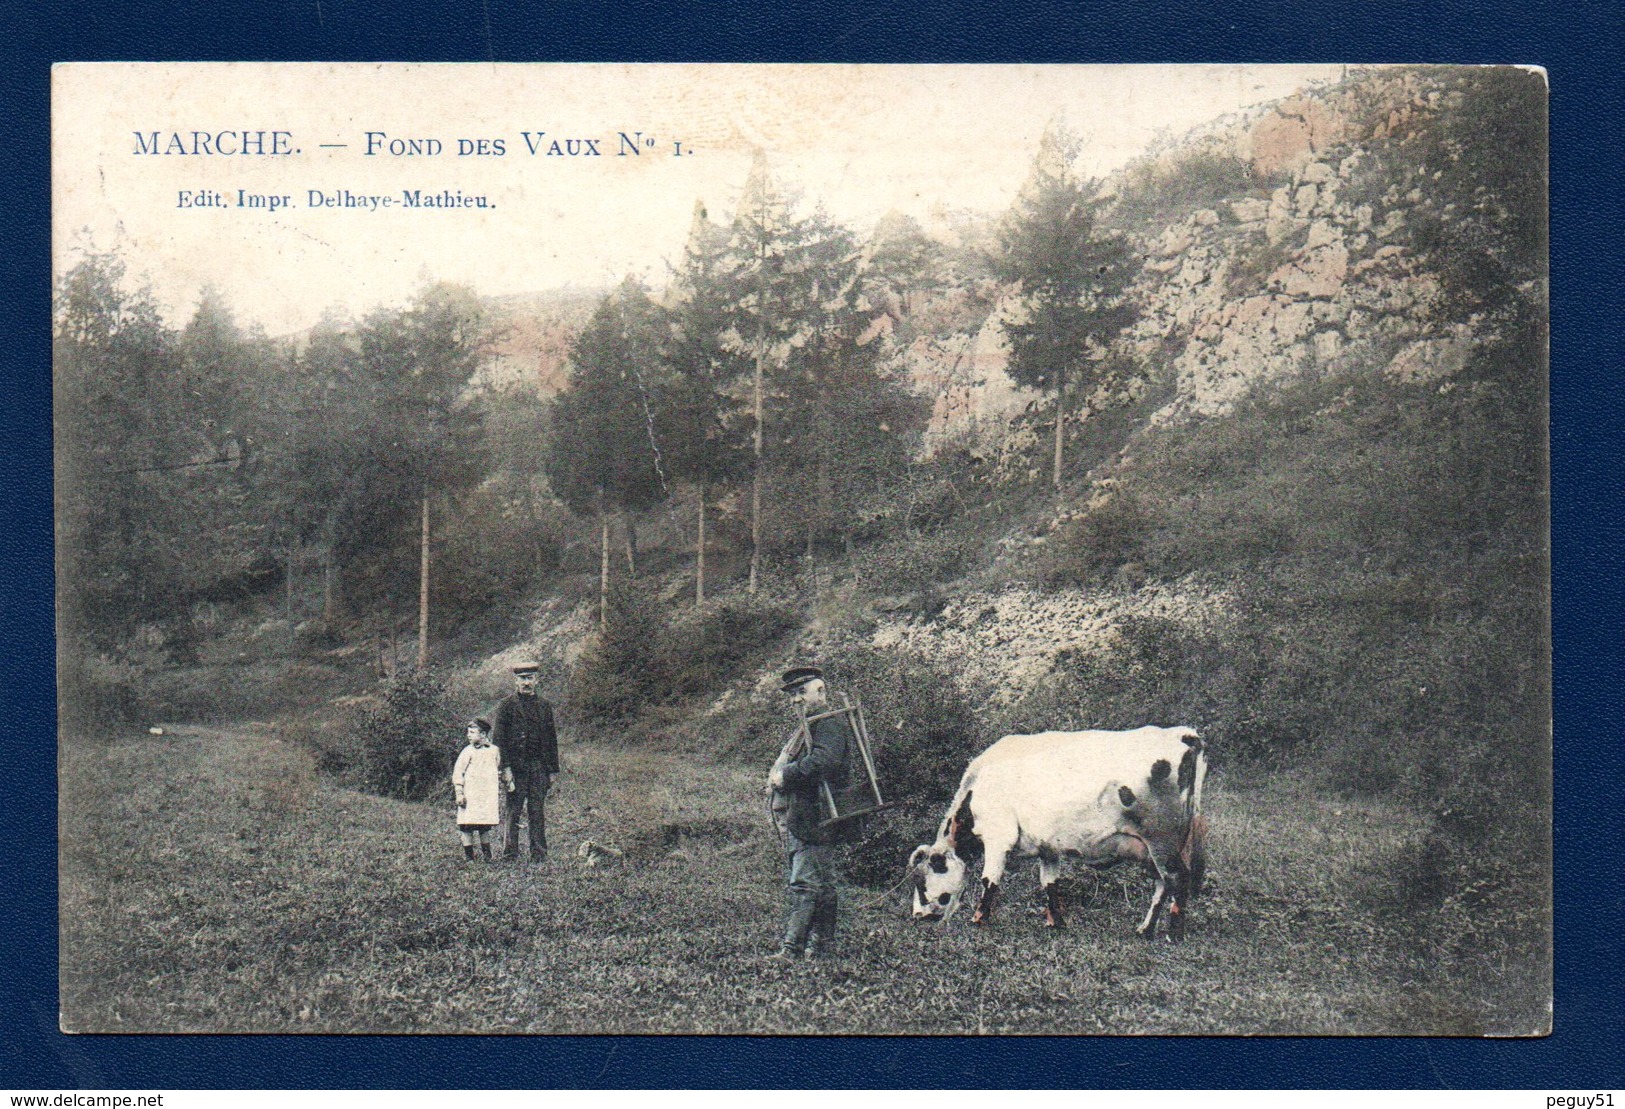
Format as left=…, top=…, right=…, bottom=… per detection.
left=355, top=670, right=463, bottom=801
left=1039, top=492, right=1154, bottom=587
left=1001, top=612, right=1305, bottom=768
left=1112, top=145, right=1259, bottom=231
left=279, top=716, right=362, bottom=784
left=570, top=582, right=801, bottom=726
left=663, top=594, right=800, bottom=699
left=858, top=531, right=980, bottom=597
left=568, top=579, right=668, bottom=722
left=816, top=647, right=984, bottom=887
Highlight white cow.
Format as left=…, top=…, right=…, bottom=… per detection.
left=908, top=726, right=1208, bottom=941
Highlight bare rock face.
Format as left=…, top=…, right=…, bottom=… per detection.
left=1313, top=329, right=1346, bottom=363
left=1300, top=160, right=1337, bottom=185
left=1272, top=239, right=1349, bottom=298
left=1384, top=330, right=1474, bottom=384
left=1265, top=184, right=1304, bottom=245
left=929, top=69, right=1482, bottom=443
left=1230, top=197, right=1269, bottom=224
left=1126, top=78, right=1488, bottom=425
left=1249, top=95, right=1347, bottom=178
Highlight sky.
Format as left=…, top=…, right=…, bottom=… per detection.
left=53, top=63, right=1345, bottom=335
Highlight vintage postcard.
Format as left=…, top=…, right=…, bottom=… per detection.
left=54, top=63, right=1549, bottom=1035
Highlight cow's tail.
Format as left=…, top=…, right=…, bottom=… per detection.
left=1177, top=731, right=1208, bottom=899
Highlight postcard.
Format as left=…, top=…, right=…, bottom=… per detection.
left=53, top=63, right=1550, bottom=1035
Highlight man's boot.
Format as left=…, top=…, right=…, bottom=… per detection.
left=480, top=843, right=493, bottom=862
left=779, top=892, right=817, bottom=959
left=462, top=845, right=476, bottom=862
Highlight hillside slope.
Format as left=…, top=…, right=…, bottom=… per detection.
left=446, top=71, right=1548, bottom=1016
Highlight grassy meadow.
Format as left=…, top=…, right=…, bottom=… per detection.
left=59, top=722, right=1544, bottom=1036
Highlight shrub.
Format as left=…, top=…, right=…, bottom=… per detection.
left=355, top=670, right=463, bottom=801
left=1223, top=233, right=1302, bottom=299
left=571, top=582, right=801, bottom=726
left=663, top=594, right=800, bottom=699
left=1001, top=612, right=1306, bottom=768
left=279, top=716, right=363, bottom=784
left=858, top=531, right=980, bottom=597
left=568, top=579, right=667, bottom=722
left=816, top=647, right=984, bottom=887
left=1112, top=146, right=1259, bottom=231
left=1039, top=492, right=1154, bottom=587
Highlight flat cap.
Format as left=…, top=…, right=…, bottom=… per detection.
left=511, top=664, right=540, bottom=676
left=779, top=665, right=824, bottom=693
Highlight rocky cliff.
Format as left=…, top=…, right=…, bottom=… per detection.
left=873, top=66, right=1545, bottom=708
left=916, top=68, right=1503, bottom=443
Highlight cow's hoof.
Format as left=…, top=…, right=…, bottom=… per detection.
left=970, top=912, right=988, bottom=926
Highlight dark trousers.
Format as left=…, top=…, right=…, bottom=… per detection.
left=781, top=827, right=838, bottom=954
left=504, top=767, right=552, bottom=857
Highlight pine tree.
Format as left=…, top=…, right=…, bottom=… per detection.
left=722, top=152, right=823, bottom=592
left=544, top=279, right=672, bottom=625
left=54, top=251, right=172, bottom=647
left=770, top=213, right=931, bottom=561
left=286, top=312, right=366, bottom=622
left=345, top=283, right=492, bottom=663
left=664, top=201, right=752, bottom=606
left=864, top=210, right=943, bottom=321
left=996, top=123, right=1140, bottom=490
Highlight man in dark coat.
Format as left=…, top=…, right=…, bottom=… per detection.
left=492, top=664, right=560, bottom=862
left=767, top=665, right=853, bottom=960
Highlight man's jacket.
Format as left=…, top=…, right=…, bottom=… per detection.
left=492, top=693, right=559, bottom=774
left=777, top=711, right=853, bottom=844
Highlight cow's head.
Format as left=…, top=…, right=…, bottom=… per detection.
left=908, top=843, right=968, bottom=922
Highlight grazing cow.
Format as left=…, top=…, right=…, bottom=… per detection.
left=908, top=726, right=1208, bottom=941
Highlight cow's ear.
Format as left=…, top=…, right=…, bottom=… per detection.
left=908, top=846, right=929, bottom=869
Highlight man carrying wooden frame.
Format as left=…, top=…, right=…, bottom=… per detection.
left=766, top=666, right=857, bottom=961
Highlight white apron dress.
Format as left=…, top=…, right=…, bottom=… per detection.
left=452, top=743, right=505, bottom=826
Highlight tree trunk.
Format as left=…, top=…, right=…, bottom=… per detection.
left=524, top=480, right=548, bottom=577
left=284, top=525, right=296, bottom=648
left=322, top=545, right=334, bottom=623
left=321, top=509, right=338, bottom=623
left=806, top=520, right=818, bottom=597
left=417, top=495, right=430, bottom=669
left=1052, top=367, right=1068, bottom=491
left=623, top=513, right=638, bottom=576
left=598, top=492, right=610, bottom=629
left=749, top=316, right=766, bottom=595
left=695, top=485, right=707, bottom=609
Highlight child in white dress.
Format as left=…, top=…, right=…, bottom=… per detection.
left=452, top=718, right=512, bottom=862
